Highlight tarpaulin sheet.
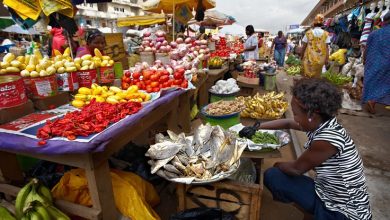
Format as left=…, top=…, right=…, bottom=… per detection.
left=0, top=89, right=184, bottom=155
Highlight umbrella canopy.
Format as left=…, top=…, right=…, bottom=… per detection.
left=1, top=24, right=39, bottom=34
left=219, top=23, right=246, bottom=36
left=142, top=0, right=216, bottom=14
left=188, top=10, right=235, bottom=28
left=0, top=17, right=15, bottom=29
left=117, top=14, right=166, bottom=27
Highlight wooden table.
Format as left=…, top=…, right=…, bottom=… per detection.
left=0, top=93, right=182, bottom=220
left=198, top=66, right=230, bottom=108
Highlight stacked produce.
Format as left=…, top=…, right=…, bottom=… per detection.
left=72, top=84, right=151, bottom=108
left=37, top=100, right=142, bottom=142
left=208, top=56, right=223, bottom=69
left=13, top=179, right=70, bottom=220
left=123, top=61, right=189, bottom=92
left=210, top=37, right=243, bottom=58
left=241, top=61, right=259, bottom=78
left=322, top=69, right=352, bottom=86
left=140, top=30, right=172, bottom=54
left=285, top=54, right=302, bottom=66
left=205, top=100, right=244, bottom=116
left=0, top=53, right=27, bottom=74
left=210, top=78, right=240, bottom=94
left=237, top=92, right=288, bottom=119
left=146, top=124, right=247, bottom=184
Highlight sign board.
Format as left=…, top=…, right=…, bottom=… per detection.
left=103, top=33, right=126, bottom=62
left=289, top=24, right=300, bottom=30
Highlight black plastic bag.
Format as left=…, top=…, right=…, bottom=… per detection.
left=170, top=208, right=235, bottom=220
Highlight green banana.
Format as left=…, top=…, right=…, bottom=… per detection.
left=46, top=205, right=70, bottom=220
left=29, top=211, right=43, bottom=220
left=0, top=206, right=16, bottom=220
left=37, top=185, right=53, bottom=204
left=15, top=180, right=34, bottom=219
left=34, top=203, right=51, bottom=220
left=24, top=186, right=49, bottom=208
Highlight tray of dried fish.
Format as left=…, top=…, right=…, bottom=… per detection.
left=229, top=124, right=290, bottom=151
left=146, top=124, right=247, bottom=184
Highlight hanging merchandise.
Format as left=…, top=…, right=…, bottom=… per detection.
left=38, top=0, right=74, bottom=18
left=7, top=8, right=38, bottom=30
left=195, top=0, right=205, bottom=21
left=175, top=4, right=193, bottom=26
left=3, top=0, right=42, bottom=20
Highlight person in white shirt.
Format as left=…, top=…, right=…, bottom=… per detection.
left=243, top=25, right=258, bottom=61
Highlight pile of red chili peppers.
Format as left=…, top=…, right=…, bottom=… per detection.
left=37, top=100, right=142, bottom=145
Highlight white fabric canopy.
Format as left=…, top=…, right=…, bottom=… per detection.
left=2, top=24, right=39, bottom=35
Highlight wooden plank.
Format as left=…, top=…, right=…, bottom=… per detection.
left=178, top=91, right=192, bottom=133
left=185, top=185, right=254, bottom=205
left=0, top=152, right=24, bottom=184
left=176, top=184, right=186, bottom=211
left=0, top=184, right=101, bottom=220
left=85, top=159, right=119, bottom=220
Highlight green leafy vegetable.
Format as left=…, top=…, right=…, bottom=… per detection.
left=251, top=131, right=278, bottom=144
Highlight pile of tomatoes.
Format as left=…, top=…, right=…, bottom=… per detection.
left=210, top=37, right=244, bottom=58
left=122, top=68, right=188, bottom=93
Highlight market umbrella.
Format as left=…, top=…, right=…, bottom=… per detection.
left=188, top=10, right=235, bottom=28
left=117, top=14, right=166, bottom=27
left=0, top=17, right=15, bottom=29
left=142, top=0, right=216, bottom=39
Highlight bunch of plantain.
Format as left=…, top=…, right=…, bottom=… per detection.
left=15, top=178, right=70, bottom=220
left=286, top=65, right=302, bottom=76
left=237, top=92, right=288, bottom=119
left=0, top=205, right=16, bottom=220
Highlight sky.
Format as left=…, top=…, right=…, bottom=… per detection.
left=215, top=0, right=318, bottom=34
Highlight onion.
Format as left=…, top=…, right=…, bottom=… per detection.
left=142, top=41, right=150, bottom=46
left=195, top=40, right=201, bottom=45
left=142, top=62, right=149, bottom=69
left=193, top=51, right=199, bottom=56
left=166, top=45, right=172, bottom=52
left=170, top=42, right=178, bottom=48
left=149, top=42, right=154, bottom=47
left=143, top=32, right=151, bottom=37
left=205, top=48, right=210, bottom=53
left=156, top=42, right=162, bottom=49
left=200, top=45, right=207, bottom=49
left=195, top=46, right=200, bottom=51
left=156, top=37, right=165, bottom=43
left=200, top=40, right=208, bottom=45
left=156, top=30, right=166, bottom=37
left=162, top=40, right=168, bottom=46
left=160, top=46, right=167, bottom=52
left=185, top=37, right=192, bottom=44
left=176, top=38, right=184, bottom=44
left=190, top=47, right=195, bottom=52
left=199, top=49, right=205, bottom=54
left=143, top=37, right=152, bottom=42
left=152, top=48, right=157, bottom=53
left=144, top=47, right=152, bottom=52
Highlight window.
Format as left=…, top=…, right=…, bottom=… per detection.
left=120, top=8, right=125, bottom=12
left=89, top=4, right=93, bottom=7
left=114, top=7, right=119, bottom=11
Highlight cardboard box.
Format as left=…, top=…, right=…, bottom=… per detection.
left=33, top=92, right=70, bottom=111
left=0, top=100, right=34, bottom=124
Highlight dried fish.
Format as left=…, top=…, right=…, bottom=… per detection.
left=177, top=154, right=189, bottom=166
left=167, top=130, right=179, bottom=141
left=164, top=170, right=179, bottom=179
left=157, top=170, right=170, bottom=179
left=155, top=133, right=168, bottom=143
left=163, top=164, right=182, bottom=175
left=149, top=156, right=174, bottom=174
left=193, top=124, right=213, bottom=151
left=146, top=141, right=184, bottom=160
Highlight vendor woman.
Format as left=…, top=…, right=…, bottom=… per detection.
left=261, top=78, right=372, bottom=220
left=243, top=25, right=258, bottom=61
left=76, top=29, right=106, bottom=57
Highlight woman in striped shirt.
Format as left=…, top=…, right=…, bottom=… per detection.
left=261, top=78, right=371, bottom=220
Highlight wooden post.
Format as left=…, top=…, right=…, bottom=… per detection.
left=0, top=152, right=24, bottom=185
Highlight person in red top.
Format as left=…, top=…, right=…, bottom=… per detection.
left=258, top=32, right=264, bottom=49
left=50, top=27, right=67, bottom=56
left=76, top=29, right=106, bottom=58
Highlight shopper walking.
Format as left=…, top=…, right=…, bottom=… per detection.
left=363, top=11, right=390, bottom=114
left=243, top=25, right=258, bottom=61
left=271, top=31, right=287, bottom=68
left=301, top=14, right=331, bottom=78
left=262, top=78, right=372, bottom=220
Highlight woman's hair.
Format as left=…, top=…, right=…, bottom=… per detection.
left=246, top=25, right=255, bottom=35
left=86, top=29, right=104, bottom=45
left=292, top=78, right=342, bottom=121
left=278, top=31, right=283, bottom=36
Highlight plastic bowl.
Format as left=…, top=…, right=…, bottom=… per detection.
left=201, top=105, right=240, bottom=129
left=209, top=90, right=240, bottom=103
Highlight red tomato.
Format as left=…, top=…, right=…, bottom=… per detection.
left=174, top=72, right=184, bottom=80
left=181, top=81, right=188, bottom=88
left=150, top=74, right=159, bottom=81
left=152, top=87, right=160, bottom=92
left=122, top=82, right=130, bottom=90
left=132, top=79, right=140, bottom=84
left=136, top=82, right=143, bottom=89
left=150, top=81, right=159, bottom=88
left=146, top=87, right=153, bottom=93
left=144, top=80, right=152, bottom=86
left=125, top=71, right=131, bottom=77
left=123, top=77, right=131, bottom=83
left=162, top=82, right=169, bottom=88
left=162, top=70, right=169, bottom=76
left=132, top=72, right=141, bottom=79
left=174, top=79, right=182, bottom=86
left=177, top=68, right=185, bottom=75
left=143, top=70, right=152, bottom=80
left=159, top=75, right=169, bottom=83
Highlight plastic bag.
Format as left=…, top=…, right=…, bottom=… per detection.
left=52, top=168, right=160, bottom=220
left=39, top=0, right=73, bottom=17
left=3, top=0, right=41, bottom=20
left=170, top=208, right=235, bottom=220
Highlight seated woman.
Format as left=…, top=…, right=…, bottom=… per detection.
left=260, top=78, right=372, bottom=220
left=76, top=29, right=106, bottom=57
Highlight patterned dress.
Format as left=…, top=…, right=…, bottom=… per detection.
left=363, top=24, right=390, bottom=105
left=359, top=13, right=375, bottom=46
left=303, top=29, right=329, bottom=78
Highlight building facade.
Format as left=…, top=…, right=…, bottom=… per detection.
left=75, top=0, right=147, bottom=32
left=301, top=0, right=375, bottom=25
